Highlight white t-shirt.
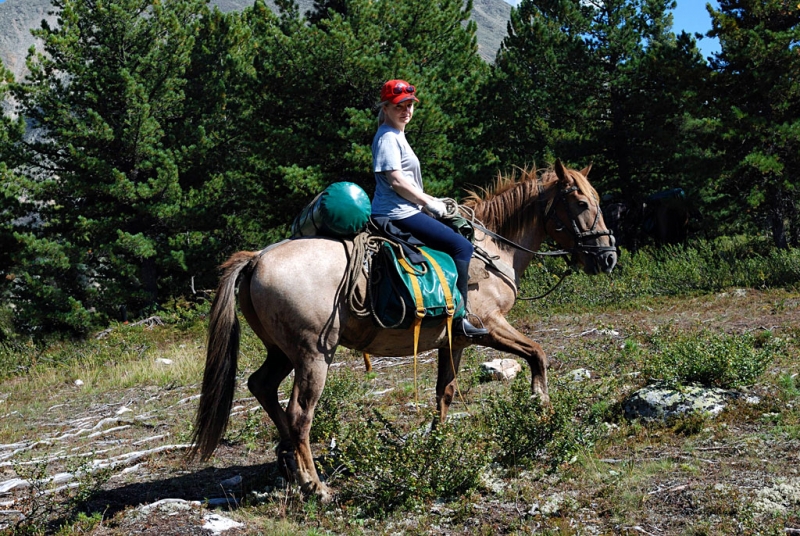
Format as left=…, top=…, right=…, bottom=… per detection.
left=371, top=124, right=423, bottom=220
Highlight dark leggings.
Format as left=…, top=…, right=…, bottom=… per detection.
left=392, top=212, right=473, bottom=263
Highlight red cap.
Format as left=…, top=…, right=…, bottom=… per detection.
left=380, top=79, right=419, bottom=105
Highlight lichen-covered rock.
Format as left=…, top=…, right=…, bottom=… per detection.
left=623, top=383, right=736, bottom=421
left=569, top=368, right=592, bottom=382
left=753, top=477, right=800, bottom=514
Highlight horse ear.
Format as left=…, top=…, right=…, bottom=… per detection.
left=580, top=163, right=592, bottom=177
left=554, top=159, right=567, bottom=182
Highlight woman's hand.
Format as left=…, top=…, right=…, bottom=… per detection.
left=424, top=199, right=447, bottom=219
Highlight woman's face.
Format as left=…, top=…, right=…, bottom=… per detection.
left=383, top=101, right=414, bottom=129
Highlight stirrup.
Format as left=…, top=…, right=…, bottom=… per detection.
left=456, top=316, right=488, bottom=337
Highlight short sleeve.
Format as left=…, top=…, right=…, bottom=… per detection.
left=373, top=133, right=402, bottom=173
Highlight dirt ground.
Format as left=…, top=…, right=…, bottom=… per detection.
left=1, top=288, right=798, bottom=535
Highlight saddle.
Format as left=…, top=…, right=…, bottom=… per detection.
left=369, top=242, right=465, bottom=330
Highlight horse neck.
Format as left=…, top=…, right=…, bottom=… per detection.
left=472, top=177, right=550, bottom=280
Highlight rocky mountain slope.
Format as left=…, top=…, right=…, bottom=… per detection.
left=0, top=0, right=511, bottom=83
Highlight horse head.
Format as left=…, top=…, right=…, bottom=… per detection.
left=543, top=160, right=617, bottom=275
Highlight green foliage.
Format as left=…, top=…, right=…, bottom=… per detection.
left=6, top=0, right=211, bottom=334
left=708, top=0, right=800, bottom=248
left=335, top=409, right=490, bottom=517
left=310, top=367, right=366, bottom=444
left=670, top=411, right=709, bottom=436
left=479, top=375, right=601, bottom=471
left=4, top=459, right=111, bottom=536
left=777, top=373, right=800, bottom=401
left=641, top=327, right=780, bottom=389
left=516, top=235, right=800, bottom=316
left=482, top=0, right=711, bottom=199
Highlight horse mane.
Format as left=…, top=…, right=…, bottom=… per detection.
left=463, top=165, right=599, bottom=242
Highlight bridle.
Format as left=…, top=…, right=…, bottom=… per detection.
left=467, top=177, right=616, bottom=301
left=471, top=179, right=615, bottom=262
left=540, top=181, right=617, bottom=261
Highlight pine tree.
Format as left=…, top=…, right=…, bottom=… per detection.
left=0, top=62, right=26, bottom=333
left=484, top=0, right=709, bottom=199
left=8, top=0, right=208, bottom=333
left=708, top=0, right=800, bottom=247
left=233, top=0, right=491, bottom=233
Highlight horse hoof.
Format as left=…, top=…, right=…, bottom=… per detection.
left=301, top=481, right=333, bottom=503
left=276, top=450, right=298, bottom=482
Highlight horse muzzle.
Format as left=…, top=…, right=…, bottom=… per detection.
left=575, top=232, right=617, bottom=275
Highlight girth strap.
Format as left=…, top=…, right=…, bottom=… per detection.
left=396, top=251, right=456, bottom=410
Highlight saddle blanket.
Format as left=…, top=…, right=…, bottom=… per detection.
left=372, top=243, right=465, bottom=330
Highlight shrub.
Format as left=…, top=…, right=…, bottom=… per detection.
left=334, top=409, right=490, bottom=517
left=515, top=235, right=800, bottom=318
left=310, top=367, right=366, bottom=444
left=641, top=327, right=781, bottom=389
left=479, top=375, right=602, bottom=471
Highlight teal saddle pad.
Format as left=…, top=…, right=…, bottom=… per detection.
left=371, top=244, right=466, bottom=329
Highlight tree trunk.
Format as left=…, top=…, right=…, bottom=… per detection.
left=769, top=186, right=789, bottom=250
left=787, top=196, right=799, bottom=248
left=141, top=258, right=159, bottom=307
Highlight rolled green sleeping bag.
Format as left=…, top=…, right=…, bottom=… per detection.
left=291, top=182, right=371, bottom=238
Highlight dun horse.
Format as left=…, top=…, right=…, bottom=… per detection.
left=191, top=160, right=616, bottom=501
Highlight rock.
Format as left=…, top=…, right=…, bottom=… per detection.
left=219, top=474, right=242, bottom=489
left=480, top=358, right=522, bottom=382
left=74, top=379, right=84, bottom=387
left=138, top=498, right=201, bottom=516
left=528, top=491, right=577, bottom=517
left=155, top=358, right=173, bottom=365
left=623, top=383, right=740, bottom=421
left=569, top=368, right=591, bottom=382
left=203, top=512, right=244, bottom=534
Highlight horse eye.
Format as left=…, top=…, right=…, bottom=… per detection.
left=578, top=201, right=590, bottom=209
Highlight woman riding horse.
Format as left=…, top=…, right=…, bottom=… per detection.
left=371, top=79, right=488, bottom=337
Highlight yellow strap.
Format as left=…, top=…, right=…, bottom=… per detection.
left=412, top=316, right=422, bottom=410
left=363, top=352, right=372, bottom=373
left=418, top=249, right=455, bottom=316
left=398, top=258, right=426, bottom=319
left=398, top=257, right=426, bottom=412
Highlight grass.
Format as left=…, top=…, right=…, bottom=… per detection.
left=0, top=235, right=798, bottom=534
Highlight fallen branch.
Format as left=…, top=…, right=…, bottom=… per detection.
left=0, top=444, right=192, bottom=495
left=624, top=526, right=659, bottom=536
left=648, top=483, right=689, bottom=495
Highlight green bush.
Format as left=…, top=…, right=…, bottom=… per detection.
left=516, top=236, right=800, bottom=317
left=310, top=368, right=366, bottom=444
left=641, top=327, right=780, bottom=389
left=479, top=375, right=602, bottom=471
left=334, top=409, right=490, bottom=517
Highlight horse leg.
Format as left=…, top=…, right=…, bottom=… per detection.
left=247, top=347, right=296, bottom=482
left=481, top=312, right=550, bottom=406
left=286, top=357, right=331, bottom=502
left=435, top=347, right=464, bottom=425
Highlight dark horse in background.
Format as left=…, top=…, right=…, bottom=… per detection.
left=190, top=161, right=616, bottom=501
left=604, top=188, right=695, bottom=250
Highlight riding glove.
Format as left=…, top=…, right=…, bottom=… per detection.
left=424, top=199, right=447, bottom=219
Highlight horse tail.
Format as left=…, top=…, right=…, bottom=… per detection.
left=190, top=250, right=258, bottom=461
